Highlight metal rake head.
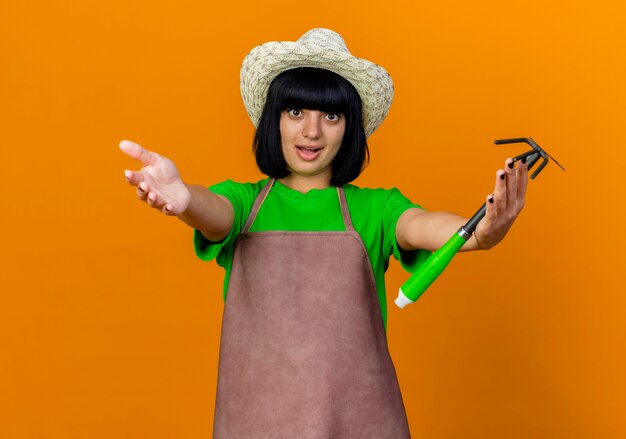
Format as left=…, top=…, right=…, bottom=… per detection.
left=494, top=137, right=565, bottom=179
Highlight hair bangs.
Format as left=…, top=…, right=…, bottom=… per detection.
left=275, top=68, right=351, bottom=115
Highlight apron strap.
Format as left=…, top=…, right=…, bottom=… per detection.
left=337, top=187, right=354, bottom=232
left=242, top=178, right=355, bottom=233
left=242, top=178, right=275, bottom=233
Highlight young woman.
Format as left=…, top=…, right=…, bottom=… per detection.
left=120, top=28, right=527, bottom=438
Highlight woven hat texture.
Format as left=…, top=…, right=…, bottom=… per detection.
left=240, top=28, right=394, bottom=138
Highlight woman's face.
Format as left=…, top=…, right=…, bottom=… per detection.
left=279, top=108, right=345, bottom=187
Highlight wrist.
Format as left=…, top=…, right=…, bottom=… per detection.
left=465, top=233, right=491, bottom=251
left=167, top=184, right=190, bottom=221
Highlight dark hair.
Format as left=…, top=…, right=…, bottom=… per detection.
left=253, top=67, right=368, bottom=186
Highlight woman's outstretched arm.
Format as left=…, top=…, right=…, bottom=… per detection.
left=119, top=140, right=234, bottom=242
left=396, top=158, right=529, bottom=252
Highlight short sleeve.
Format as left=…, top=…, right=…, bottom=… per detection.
left=381, top=188, right=432, bottom=273
left=193, top=179, right=266, bottom=265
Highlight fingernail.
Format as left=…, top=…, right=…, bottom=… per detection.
left=500, top=173, right=505, bottom=180
left=488, top=197, right=494, bottom=204
left=139, top=183, right=145, bottom=192
left=508, top=162, right=514, bottom=169
left=124, top=170, right=131, bottom=180
left=521, top=157, right=527, bottom=164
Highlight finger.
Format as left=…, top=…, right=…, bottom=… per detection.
left=505, top=158, right=517, bottom=209
left=124, top=169, right=145, bottom=187
left=147, top=191, right=167, bottom=211
left=493, top=169, right=507, bottom=214
left=484, top=193, right=496, bottom=225
left=146, top=191, right=158, bottom=207
left=473, top=193, right=496, bottom=249
left=162, top=204, right=175, bottom=215
left=119, top=140, right=160, bottom=166
left=136, top=181, right=149, bottom=201
left=515, top=158, right=529, bottom=210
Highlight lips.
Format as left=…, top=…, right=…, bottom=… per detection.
left=296, top=146, right=323, bottom=161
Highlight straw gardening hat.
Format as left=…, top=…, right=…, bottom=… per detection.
left=240, top=28, right=394, bottom=138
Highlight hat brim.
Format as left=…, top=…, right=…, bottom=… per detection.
left=240, top=41, right=394, bottom=138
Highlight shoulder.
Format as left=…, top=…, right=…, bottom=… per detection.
left=209, top=178, right=270, bottom=215
left=344, top=184, right=423, bottom=226
left=209, top=178, right=269, bottom=201
left=343, top=184, right=413, bottom=207
left=209, top=178, right=268, bottom=195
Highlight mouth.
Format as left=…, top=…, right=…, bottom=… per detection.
left=296, top=145, right=323, bottom=161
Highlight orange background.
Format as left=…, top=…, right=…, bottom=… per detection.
left=2, top=0, right=625, bottom=437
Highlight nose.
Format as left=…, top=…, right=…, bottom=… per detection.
left=302, top=112, right=321, bottom=139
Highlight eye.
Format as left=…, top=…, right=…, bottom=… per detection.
left=286, top=108, right=302, bottom=117
left=325, top=113, right=341, bottom=121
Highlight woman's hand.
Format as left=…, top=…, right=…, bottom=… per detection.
left=119, top=140, right=191, bottom=215
left=473, top=158, right=529, bottom=250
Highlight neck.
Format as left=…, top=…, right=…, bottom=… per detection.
left=278, top=173, right=332, bottom=194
